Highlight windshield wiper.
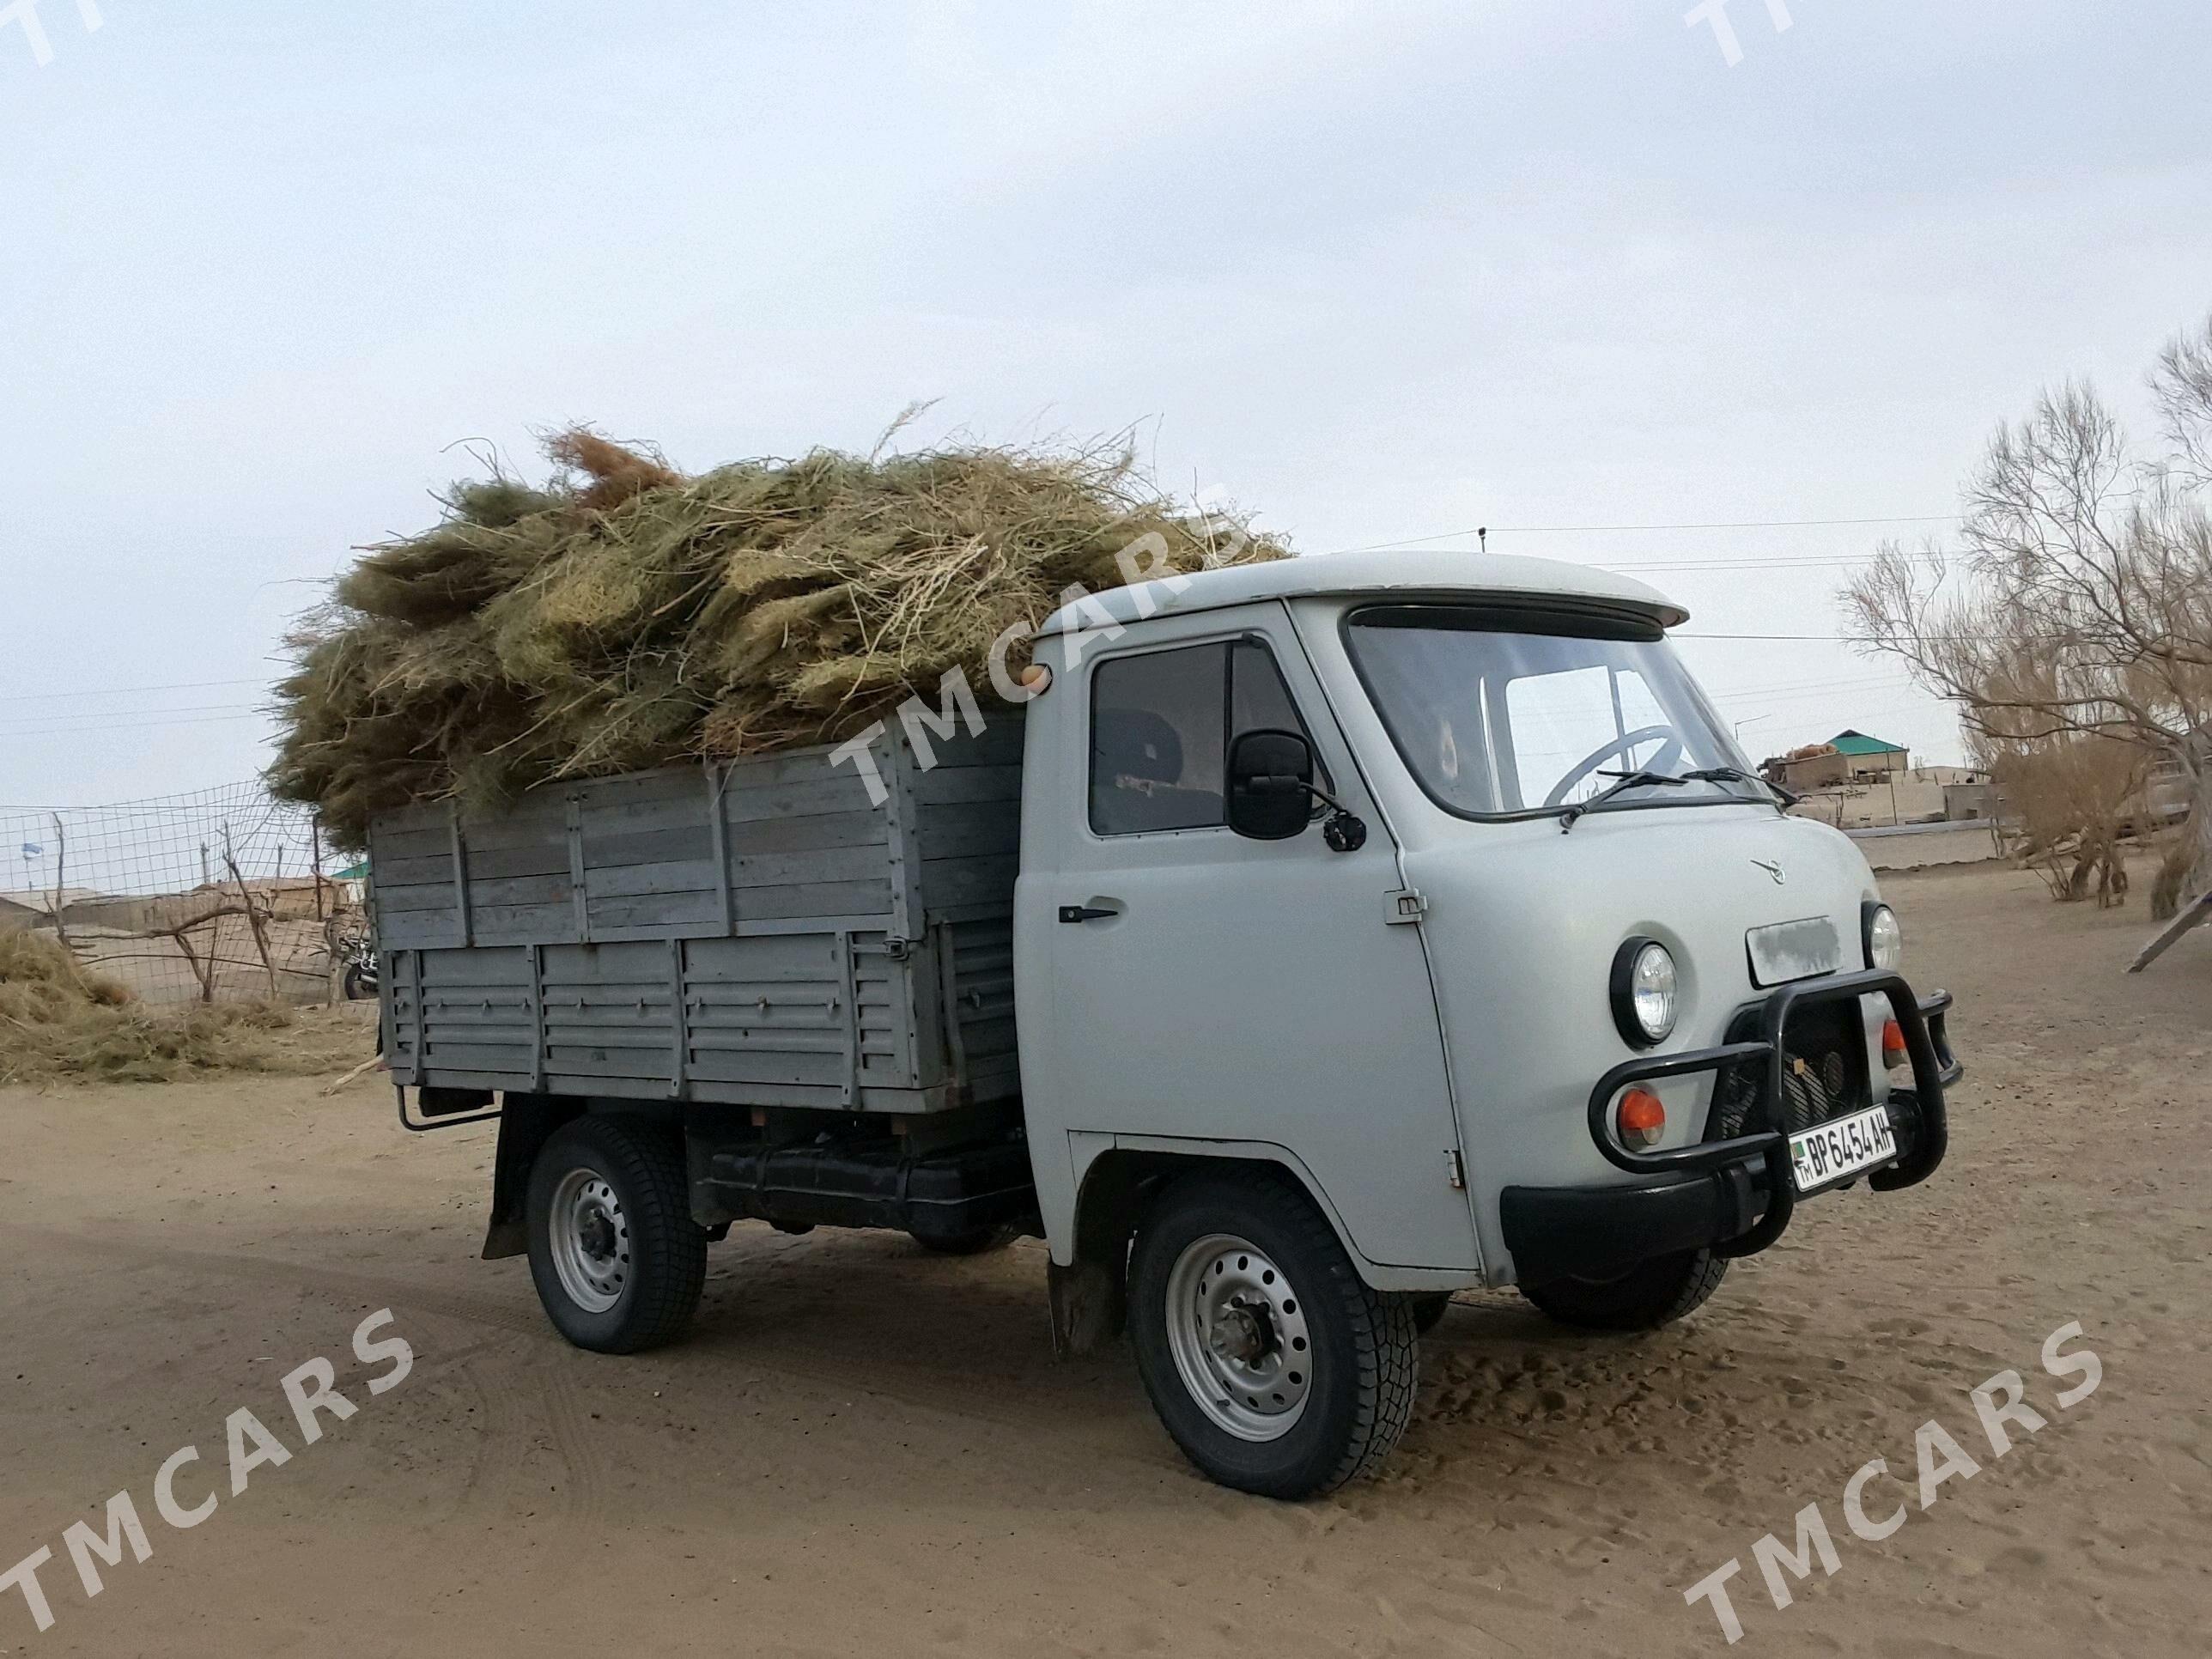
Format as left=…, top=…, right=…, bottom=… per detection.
left=1684, top=766, right=1802, bottom=809
left=1559, top=769, right=1690, bottom=832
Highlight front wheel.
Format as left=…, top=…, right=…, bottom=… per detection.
left=526, top=1116, right=708, bottom=1353
left=1129, top=1169, right=1417, bottom=1499
left=1520, top=1249, right=1729, bottom=1332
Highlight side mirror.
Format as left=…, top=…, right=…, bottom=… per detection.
left=1227, top=729, right=1315, bottom=841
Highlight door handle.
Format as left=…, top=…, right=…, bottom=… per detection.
left=1058, top=905, right=1118, bottom=924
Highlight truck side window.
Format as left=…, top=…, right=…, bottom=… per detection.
left=1089, top=639, right=1328, bottom=836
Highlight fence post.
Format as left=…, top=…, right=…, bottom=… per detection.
left=47, top=813, right=71, bottom=950
left=312, top=822, right=337, bottom=1006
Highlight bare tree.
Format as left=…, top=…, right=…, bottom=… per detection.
left=1843, top=313, right=2212, bottom=962
left=1978, top=729, right=2142, bottom=907
left=221, top=825, right=283, bottom=1000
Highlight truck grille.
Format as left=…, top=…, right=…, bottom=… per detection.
left=1707, top=1000, right=1868, bottom=1140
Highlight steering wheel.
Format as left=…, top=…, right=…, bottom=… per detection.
left=1542, top=725, right=1686, bottom=809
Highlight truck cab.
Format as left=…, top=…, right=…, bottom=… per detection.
left=1002, top=550, right=1957, bottom=1493
left=386, top=550, right=1960, bottom=1500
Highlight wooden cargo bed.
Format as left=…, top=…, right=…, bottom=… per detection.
left=369, top=718, right=1023, bottom=1114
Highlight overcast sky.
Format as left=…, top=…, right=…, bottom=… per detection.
left=3, top=0, right=2208, bottom=806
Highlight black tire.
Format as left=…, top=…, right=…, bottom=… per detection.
left=526, top=1116, right=708, bottom=1354
left=1128, top=1168, right=1417, bottom=1499
left=1520, top=1249, right=1729, bottom=1332
left=909, top=1225, right=1018, bottom=1256
left=1407, top=1291, right=1452, bottom=1336
left=342, top=964, right=373, bottom=1000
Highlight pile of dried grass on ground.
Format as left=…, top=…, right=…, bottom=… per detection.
left=271, top=426, right=1287, bottom=846
left=0, top=927, right=349, bottom=1086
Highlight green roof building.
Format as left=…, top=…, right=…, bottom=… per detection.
left=1828, top=730, right=1908, bottom=760
left=1765, top=730, right=1912, bottom=791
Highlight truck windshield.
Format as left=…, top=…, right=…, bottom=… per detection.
left=1343, top=605, right=1764, bottom=820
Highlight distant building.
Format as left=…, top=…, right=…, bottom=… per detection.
left=1764, top=731, right=1912, bottom=793
left=332, top=861, right=371, bottom=908
left=0, top=886, right=111, bottom=930
left=1942, top=781, right=2001, bottom=822
left=1831, top=731, right=1911, bottom=778
left=190, top=874, right=331, bottom=921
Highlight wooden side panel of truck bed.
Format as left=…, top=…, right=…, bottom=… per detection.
left=368, top=718, right=1022, bottom=1114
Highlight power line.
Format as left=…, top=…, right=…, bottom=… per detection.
left=1358, top=547, right=1942, bottom=574
left=1728, top=685, right=1929, bottom=712
left=1676, top=631, right=1862, bottom=642
left=1674, top=631, right=1982, bottom=643
left=1704, top=670, right=1919, bottom=700
left=1339, top=514, right=1960, bottom=552
left=0, top=781, right=277, bottom=813
left=0, top=711, right=268, bottom=740
left=0, top=702, right=263, bottom=732
left=1602, top=553, right=1939, bottom=574
left=0, top=677, right=266, bottom=706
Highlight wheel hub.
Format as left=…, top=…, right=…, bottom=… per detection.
left=1207, top=1304, right=1269, bottom=1365
left=1164, top=1234, right=1313, bottom=1443
left=548, top=1168, right=630, bottom=1315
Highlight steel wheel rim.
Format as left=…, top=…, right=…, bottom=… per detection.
left=549, top=1166, right=629, bottom=1315
left=1164, top=1233, right=1312, bottom=1442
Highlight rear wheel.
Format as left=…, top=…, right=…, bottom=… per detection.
left=1128, top=1169, right=1416, bottom=1499
left=526, top=1116, right=707, bottom=1353
left=1521, top=1249, right=1728, bottom=1332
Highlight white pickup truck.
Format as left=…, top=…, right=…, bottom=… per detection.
left=372, top=550, right=1960, bottom=1498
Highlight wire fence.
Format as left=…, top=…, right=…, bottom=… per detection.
left=0, top=782, right=367, bottom=1007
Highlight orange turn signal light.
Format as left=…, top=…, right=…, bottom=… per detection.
left=1881, top=1018, right=1908, bottom=1070
left=1616, top=1087, right=1667, bottom=1150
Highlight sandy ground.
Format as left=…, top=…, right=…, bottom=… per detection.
left=1, top=862, right=2206, bottom=1657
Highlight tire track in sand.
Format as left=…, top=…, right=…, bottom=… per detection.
left=6, top=1224, right=1169, bottom=1483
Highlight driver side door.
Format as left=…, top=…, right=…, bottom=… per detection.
left=1026, top=603, right=1480, bottom=1273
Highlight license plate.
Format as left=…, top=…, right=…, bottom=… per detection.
left=1789, top=1103, right=1897, bottom=1193
left=1747, top=916, right=1844, bottom=987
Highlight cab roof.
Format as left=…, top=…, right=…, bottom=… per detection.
left=1034, top=549, right=1690, bottom=638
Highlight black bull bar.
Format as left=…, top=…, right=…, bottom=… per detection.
left=1581, top=969, right=1961, bottom=1260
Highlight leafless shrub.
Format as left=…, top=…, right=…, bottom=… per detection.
left=1979, top=732, right=2141, bottom=906
left=1843, top=313, right=2212, bottom=927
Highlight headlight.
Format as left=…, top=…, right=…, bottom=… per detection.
left=1610, top=939, right=1679, bottom=1048
left=1863, top=903, right=1904, bottom=972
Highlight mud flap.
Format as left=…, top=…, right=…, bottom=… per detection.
left=1047, top=1257, right=1126, bottom=1358
left=481, top=1094, right=574, bottom=1261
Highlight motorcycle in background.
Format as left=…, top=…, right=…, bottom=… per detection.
left=340, top=927, right=379, bottom=1001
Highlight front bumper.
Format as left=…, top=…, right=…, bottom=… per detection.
left=1502, top=970, right=1961, bottom=1286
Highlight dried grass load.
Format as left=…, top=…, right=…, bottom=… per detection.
left=0, top=928, right=309, bottom=1085
left=270, top=428, right=1286, bottom=847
